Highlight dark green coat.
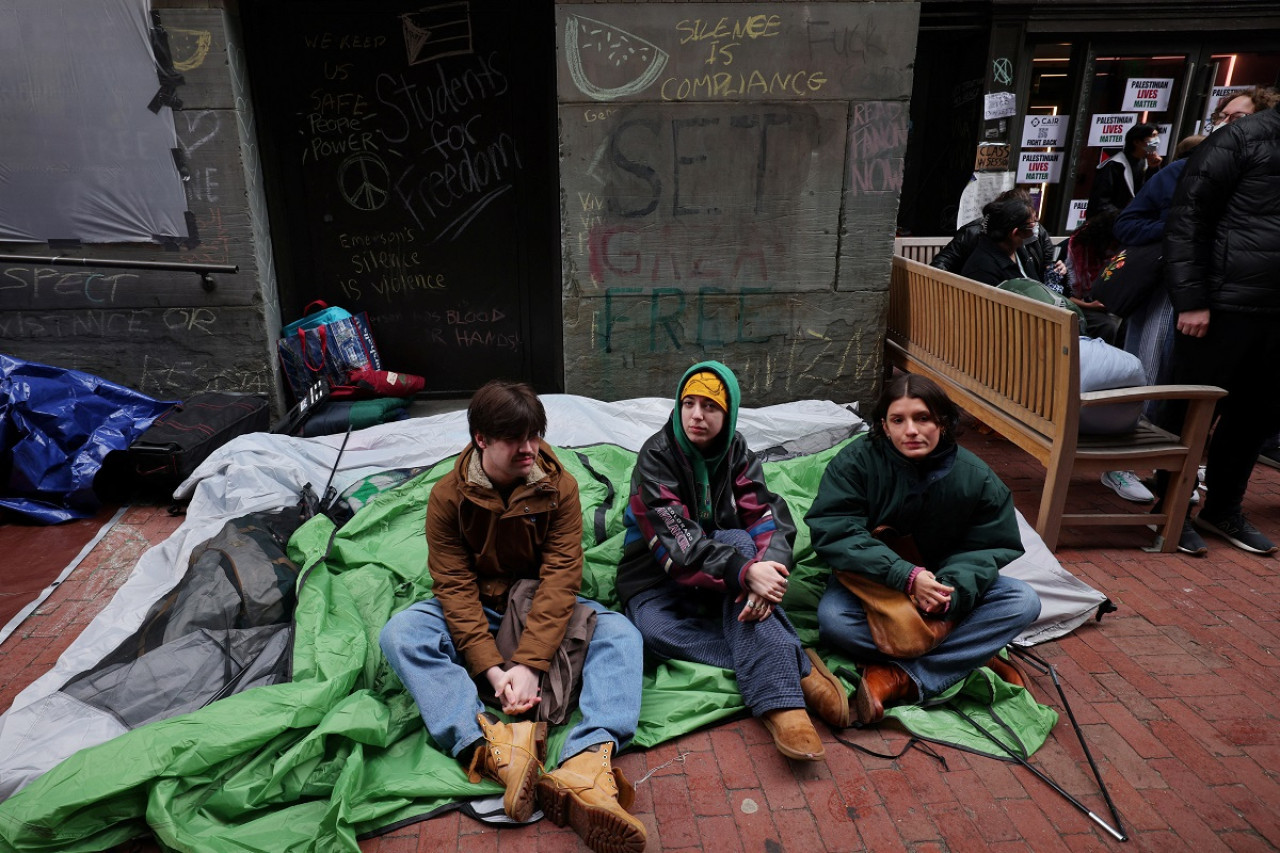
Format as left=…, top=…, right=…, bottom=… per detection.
left=805, top=435, right=1023, bottom=621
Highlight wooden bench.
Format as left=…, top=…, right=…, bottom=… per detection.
left=885, top=256, right=1226, bottom=552
left=894, top=237, right=951, bottom=264
left=893, top=235, right=1067, bottom=266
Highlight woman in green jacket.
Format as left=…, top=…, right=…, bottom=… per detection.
left=806, top=373, right=1041, bottom=724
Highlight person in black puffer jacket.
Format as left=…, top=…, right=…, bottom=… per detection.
left=1159, top=103, right=1280, bottom=556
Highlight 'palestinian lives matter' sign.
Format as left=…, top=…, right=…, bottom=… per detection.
left=1122, top=78, right=1173, bottom=112
left=1088, top=113, right=1137, bottom=147
left=1066, top=199, right=1088, bottom=231
left=1017, top=151, right=1062, bottom=184
left=1020, top=114, right=1068, bottom=148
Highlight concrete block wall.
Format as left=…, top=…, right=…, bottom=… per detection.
left=555, top=1, right=919, bottom=405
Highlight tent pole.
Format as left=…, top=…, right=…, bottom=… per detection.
left=951, top=705, right=1127, bottom=842
left=1010, top=645, right=1128, bottom=841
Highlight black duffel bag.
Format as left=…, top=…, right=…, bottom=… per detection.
left=1090, top=242, right=1164, bottom=318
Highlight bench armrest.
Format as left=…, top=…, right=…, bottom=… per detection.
left=1078, top=384, right=1227, bottom=407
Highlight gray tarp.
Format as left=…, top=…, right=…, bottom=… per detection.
left=0, top=0, right=189, bottom=243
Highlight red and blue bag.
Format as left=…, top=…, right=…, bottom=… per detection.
left=277, top=301, right=383, bottom=401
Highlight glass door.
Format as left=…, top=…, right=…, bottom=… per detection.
left=1062, top=49, right=1194, bottom=231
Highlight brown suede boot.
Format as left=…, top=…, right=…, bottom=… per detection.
left=537, top=743, right=646, bottom=853
left=760, top=708, right=825, bottom=761
left=801, top=648, right=851, bottom=728
left=985, top=654, right=1027, bottom=689
left=467, top=714, right=547, bottom=822
left=853, top=664, right=918, bottom=725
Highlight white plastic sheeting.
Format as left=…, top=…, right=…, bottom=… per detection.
left=0, top=0, right=189, bottom=242
left=0, top=395, right=1105, bottom=800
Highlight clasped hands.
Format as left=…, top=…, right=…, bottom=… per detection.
left=485, top=662, right=541, bottom=716
left=737, top=560, right=789, bottom=622
left=909, top=569, right=953, bottom=616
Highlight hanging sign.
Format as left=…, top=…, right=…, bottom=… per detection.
left=975, top=142, right=1010, bottom=171
left=1088, top=113, right=1137, bottom=147
left=1020, top=114, right=1069, bottom=148
left=983, top=91, right=1017, bottom=120
left=1017, top=151, right=1063, bottom=184
left=1122, top=78, right=1173, bottom=112
left=1066, top=199, right=1088, bottom=231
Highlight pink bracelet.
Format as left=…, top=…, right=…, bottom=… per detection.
left=906, top=566, right=925, bottom=595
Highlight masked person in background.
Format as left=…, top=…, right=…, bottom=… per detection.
left=1087, top=123, right=1162, bottom=220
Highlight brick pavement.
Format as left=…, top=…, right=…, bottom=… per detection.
left=1, top=428, right=1278, bottom=852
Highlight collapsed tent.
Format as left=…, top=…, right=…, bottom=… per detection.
left=0, top=397, right=1107, bottom=851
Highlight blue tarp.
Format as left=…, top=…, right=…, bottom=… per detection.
left=0, top=355, right=174, bottom=523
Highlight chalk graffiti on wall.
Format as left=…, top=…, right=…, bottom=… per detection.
left=847, top=101, right=906, bottom=196
left=564, top=15, right=670, bottom=101
left=166, top=28, right=212, bottom=72
left=584, top=284, right=879, bottom=395
left=402, top=2, right=474, bottom=66
left=561, top=6, right=915, bottom=105
left=561, top=102, right=840, bottom=292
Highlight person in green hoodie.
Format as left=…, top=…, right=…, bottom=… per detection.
left=806, top=373, right=1041, bottom=725
left=615, top=361, right=849, bottom=760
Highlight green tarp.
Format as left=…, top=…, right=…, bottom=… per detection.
left=0, top=440, right=1056, bottom=852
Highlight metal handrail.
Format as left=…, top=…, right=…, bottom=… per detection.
left=0, top=254, right=238, bottom=291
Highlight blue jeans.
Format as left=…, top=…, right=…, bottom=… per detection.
left=817, top=575, right=1040, bottom=699
left=626, top=581, right=808, bottom=716
left=379, top=597, right=643, bottom=762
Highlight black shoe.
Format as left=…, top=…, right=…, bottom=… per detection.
left=1258, top=447, right=1280, bottom=470
left=1194, top=512, right=1278, bottom=555
left=1176, top=524, right=1209, bottom=556
left=1148, top=522, right=1208, bottom=556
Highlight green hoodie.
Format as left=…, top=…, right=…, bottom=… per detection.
left=672, top=360, right=741, bottom=524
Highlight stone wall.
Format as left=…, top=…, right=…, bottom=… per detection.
left=556, top=1, right=919, bottom=405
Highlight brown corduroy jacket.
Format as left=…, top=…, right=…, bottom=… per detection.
left=426, top=439, right=583, bottom=677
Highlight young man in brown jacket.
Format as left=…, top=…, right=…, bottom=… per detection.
left=380, top=381, right=647, bottom=852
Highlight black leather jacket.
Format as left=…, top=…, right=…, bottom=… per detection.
left=932, top=218, right=1054, bottom=277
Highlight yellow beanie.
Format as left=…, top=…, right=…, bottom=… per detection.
left=681, top=371, right=728, bottom=412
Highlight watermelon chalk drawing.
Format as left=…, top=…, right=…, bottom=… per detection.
left=564, top=14, right=669, bottom=102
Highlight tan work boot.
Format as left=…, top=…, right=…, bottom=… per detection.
left=467, top=714, right=547, bottom=822
left=801, top=648, right=851, bottom=728
left=537, top=742, right=646, bottom=853
left=760, top=708, right=825, bottom=761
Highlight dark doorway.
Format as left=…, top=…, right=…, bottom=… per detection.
left=898, top=12, right=990, bottom=236
left=242, top=0, right=561, bottom=397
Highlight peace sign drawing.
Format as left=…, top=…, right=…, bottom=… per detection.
left=340, top=152, right=390, bottom=212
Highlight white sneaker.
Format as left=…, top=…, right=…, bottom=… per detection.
left=1101, top=471, right=1155, bottom=503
